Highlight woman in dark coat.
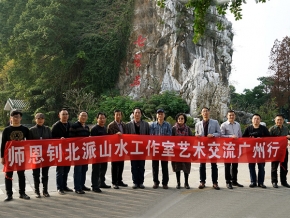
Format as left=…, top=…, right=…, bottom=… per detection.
left=29, top=113, right=52, bottom=198
left=172, top=113, right=192, bottom=189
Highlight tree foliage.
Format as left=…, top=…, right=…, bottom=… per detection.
left=96, top=91, right=190, bottom=124
left=0, top=0, right=134, bottom=125
left=229, top=76, right=279, bottom=126
left=268, top=36, right=290, bottom=118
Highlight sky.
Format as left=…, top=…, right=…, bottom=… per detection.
left=226, top=0, right=290, bottom=93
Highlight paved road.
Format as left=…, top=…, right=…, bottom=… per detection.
left=1, top=133, right=290, bottom=217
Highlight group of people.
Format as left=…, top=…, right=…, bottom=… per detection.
left=1, top=107, right=290, bottom=202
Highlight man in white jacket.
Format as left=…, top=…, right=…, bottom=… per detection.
left=195, top=107, right=221, bottom=190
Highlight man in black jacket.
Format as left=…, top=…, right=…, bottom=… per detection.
left=51, top=109, right=73, bottom=195
left=69, top=111, right=91, bottom=194
left=243, top=113, right=270, bottom=188
left=1, top=110, right=30, bottom=201
left=91, top=112, right=111, bottom=193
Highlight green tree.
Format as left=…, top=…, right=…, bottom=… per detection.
left=269, top=36, right=290, bottom=119
left=143, top=91, right=190, bottom=120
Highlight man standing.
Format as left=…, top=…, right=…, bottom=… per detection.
left=269, top=114, right=290, bottom=188
left=125, top=108, right=149, bottom=189
left=107, top=109, right=128, bottom=189
left=91, top=112, right=111, bottom=193
left=150, top=109, right=172, bottom=189
left=220, top=110, right=244, bottom=189
left=1, top=110, right=30, bottom=201
left=243, top=113, right=270, bottom=188
left=195, top=107, right=221, bottom=190
left=51, top=109, right=73, bottom=194
left=69, top=111, right=91, bottom=194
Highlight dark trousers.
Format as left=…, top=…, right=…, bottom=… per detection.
left=56, top=166, right=71, bottom=190
left=152, top=160, right=169, bottom=185
left=32, top=167, right=50, bottom=190
left=176, top=171, right=189, bottom=185
left=131, top=160, right=145, bottom=185
left=224, top=163, right=238, bottom=183
left=91, top=162, right=108, bottom=189
left=74, top=164, right=88, bottom=191
left=249, top=163, right=265, bottom=184
left=5, top=170, right=26, bottom=196
left=200, top=163, right=218, bottom=184
left=111, top=161, right=124, bottom=185
left=271, top=149, right=288, bottom=184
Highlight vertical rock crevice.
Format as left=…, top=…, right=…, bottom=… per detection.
left=118, top=0, right=233, bottom=119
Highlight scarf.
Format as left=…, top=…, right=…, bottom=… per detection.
left=174, top=123, right=189, bottom=136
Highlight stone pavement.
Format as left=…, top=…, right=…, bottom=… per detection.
left=1, top=160, right=290, bottom=218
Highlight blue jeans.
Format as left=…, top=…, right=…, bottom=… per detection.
left=249, top=163, right=265, bottom=184
left=74, top=164, right=88, bottom=191
left=131, top=160, right=145, bottom=185
left=56, top=166, right=71, bottom=190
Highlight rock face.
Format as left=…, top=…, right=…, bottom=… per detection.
left=117, top=0, right=233, bottom=120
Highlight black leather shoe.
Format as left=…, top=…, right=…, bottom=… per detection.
left=57, top=190, right=65, bottom=195
left=139, top=184, right=145, bottom=189
left=272, top=183, right=278, bottom=188
left=43, top=191, right=50, bottom=197
left=163, top=184, right=168, bottom=189
left=249, top=183, right=257, bottom=188
left=4, top=195, right=13, bottom=202
left=184, top=184, right=190, bottom=189
left=64, top=187, right=73, bottom=192
left=92, top=188, right=102, bottom=193
left=258, top=184, right=267, bottom=188
left=82, top=186, right=91, bottom=191
left=232, top=182, right=244, bottom=187
left=281, top=183, right=290, bottom=188
left=198, top=182, right=205, bottom=189
left=99, top=183, right=111, bottom=188
left=176, top=183, right=181, bottom=189
left=75, top=190, right=85, bottom=194
left=35, top=191, right=41, bottom=198
left=213, top=183, right=220, bottom=190
left=153, top=182, right=159, bottom=189
left=226, top=183, right=233, bottom=189
left=19, top=193, right=30, bottom=200
left=113, top=184, right=119, bottom=189
left=118, top=182, right=128, bottom=187
left=132, top=184, right=138, bottom=189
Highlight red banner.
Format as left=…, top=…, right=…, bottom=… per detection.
left=3, top=134, right=287, bottom=172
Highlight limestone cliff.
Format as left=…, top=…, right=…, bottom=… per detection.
left=117, top=0, right=233, bottom=119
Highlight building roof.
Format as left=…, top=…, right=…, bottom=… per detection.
left=4, top=98, right=28, bottom=111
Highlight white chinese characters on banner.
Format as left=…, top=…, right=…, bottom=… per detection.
left=65, top=143, right=80, bottom=161
left=208, top=142, right=221, bottom=159
left=28, top=145, right=44, bottom=164
left=267, top=142, right=280, bottom=158
left=83, top=141, right=96, bottom=159
left=100, top=140, right=111, bottom=157
left=177, top=141, right=190, bottom=158
left=131, top=141, right=144, bottom=155
left=223, top=142, right=236, bottom=159
left=193, top=142, right=206, bottom=158
left=47, top=144, right=62, bottom=162
left=115, top=139, right=128, bottom=157
left=8, top=146, right=25, bottom=167
left=161, top=141, right=175, bottom=157
left=6, top=139, right=284, bottom=167
left=146, top=140, right=160, bottom=156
